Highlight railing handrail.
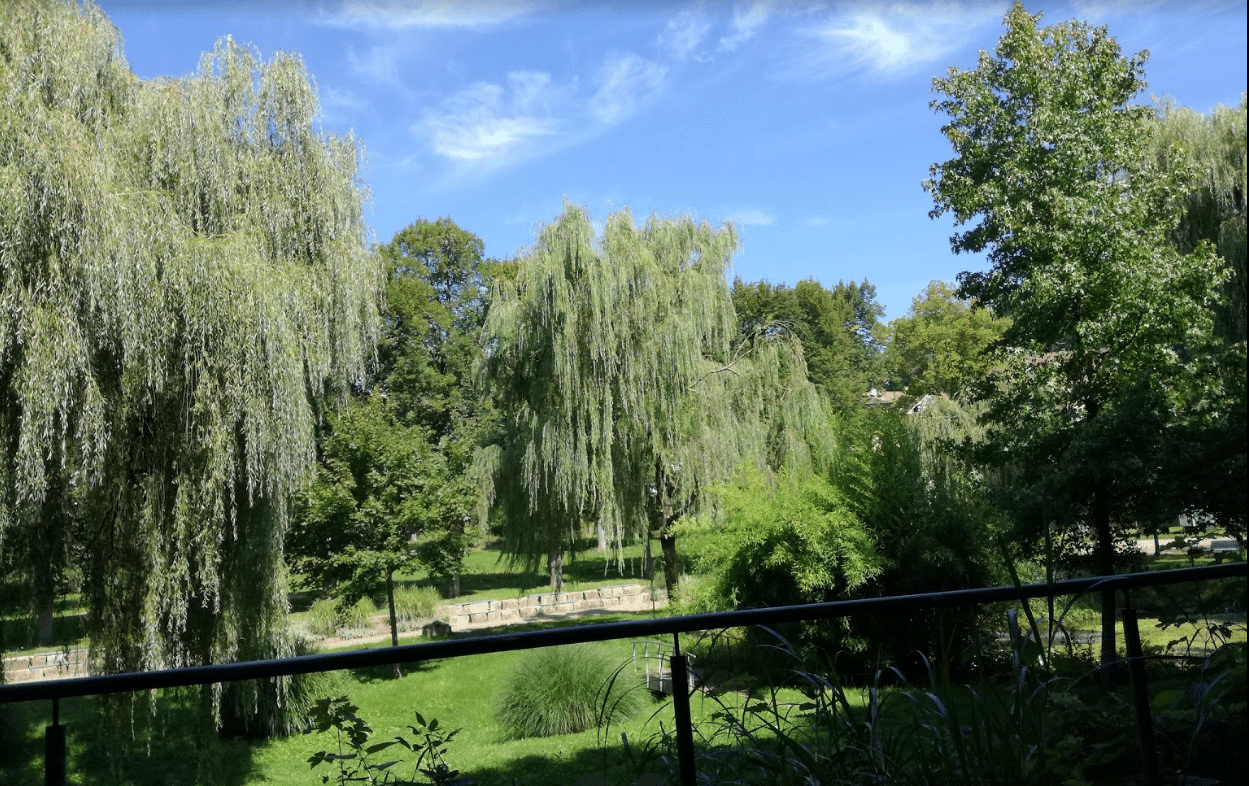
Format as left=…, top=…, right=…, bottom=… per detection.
left=2, top=562, right=1244, bottom=705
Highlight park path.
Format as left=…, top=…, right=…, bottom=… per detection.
left=4, top=589, right=668, bottom=685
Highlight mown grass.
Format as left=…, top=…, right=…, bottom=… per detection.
left=3, top=624, right=804, bottom=786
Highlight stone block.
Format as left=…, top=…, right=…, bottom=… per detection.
left=501, top=598, right=519, bottom=611
left=422, top=619, right=452, bottom=637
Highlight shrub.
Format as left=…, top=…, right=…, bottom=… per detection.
left=495, top=644, right=646, bottom=739
left=393, top=586, right=442, bottom=632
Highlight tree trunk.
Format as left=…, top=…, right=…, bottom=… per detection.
left=1094, top=482, right=1117, bottom=668
left=596, top=522, right=608, bottom=553
left=450, top=569, right=461, bottom=599
left=548, top=549, right=564, bottom=590
left=642, top=536, right=653, bottom=580
left=660, top=533, right=680, bottom=599
left=386, top=570, right=401, bottom=679
left=35, top=587, right=56, bottom=648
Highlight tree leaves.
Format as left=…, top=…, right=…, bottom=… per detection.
left=0, top=1, right=380, bottom=719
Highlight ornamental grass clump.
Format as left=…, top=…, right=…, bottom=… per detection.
left=307, top=599, right=340, bottom=638
left=394, top=586, right=443, bottom=631
left=337, top=597, right=377, bottom=639
left=495, top=644, right=646, bottom=739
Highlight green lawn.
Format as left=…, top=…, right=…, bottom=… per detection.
left=2, top=624, right=825, bottom=786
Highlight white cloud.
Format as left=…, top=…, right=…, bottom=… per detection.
left=322, top=0, right=541, bottom=30
left=805, top=215, right=830, bottom=226
left=658, top=8, right=713, bottom=61
left=589, top=52, right=668, bottom=125
left=724, top=208, right=775, bottom=226
left=346, top=45, right=400, bottom=83
left=718, top=1, right=772, bottom=52
left=320, top=85, right=364, bottom=112
left=796, top=4, right=1002, bottom=77
left=421, top=72, right=558, bottom=162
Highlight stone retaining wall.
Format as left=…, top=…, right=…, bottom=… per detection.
left=3, top=647, right=89, bottom=684
left=441, top=584, right=659, bottom=631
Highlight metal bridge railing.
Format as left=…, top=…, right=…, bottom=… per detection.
left=2, top=562, right=1245, bottom=786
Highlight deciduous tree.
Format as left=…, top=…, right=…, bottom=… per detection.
left=287, top=393, right=464, bottom=669
left=379, top=218, right=505, bottom=595
left=925, top=3, right=1228, bottom=664
left=732, top=277, right=885, bottom=409
left=479, top=205, right=831, bottom=593
left=0, top=1, right=380, bottom=730
left=885, top=280, right=1010, bottom=397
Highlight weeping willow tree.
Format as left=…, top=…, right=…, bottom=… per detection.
left=0, top=0, right=380, bottom=731
left=1147, top=95, right=1248, bottom=542
left=1150, top=94, right=1247, bottom=343
left=478, top=205, right=832, bottom=593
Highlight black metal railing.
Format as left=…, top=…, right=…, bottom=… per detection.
left=2, top=561, right=1245, bottom=785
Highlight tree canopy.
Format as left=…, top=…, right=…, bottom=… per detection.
left=732, top=277, right=885, bottom=409
left=885, top=280, right=1010, bottom=397
left=479, top=205, right=832, bottom=592
left=925, top=2, right=1232, bottom=663
left=287, top=392, right=463, bottom=659
left=0, top=0, right=380, bottom=729
left=1149, top=95, right=1247, bottom=343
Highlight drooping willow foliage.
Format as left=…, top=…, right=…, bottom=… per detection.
left=478, top=205, right=833, bottom=592
left=0, top=0, right=381, bottom=727
left=1150, top=94, right=1248, bottom=343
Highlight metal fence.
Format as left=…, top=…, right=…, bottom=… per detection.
left=2, top=561, right=1245, bottom=785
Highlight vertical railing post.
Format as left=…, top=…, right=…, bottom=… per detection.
left=1122, top=598, right=1160, bottom=786
left=46, top=696, right=66, bottom=786
left=670, top=633, right=696, bottom=786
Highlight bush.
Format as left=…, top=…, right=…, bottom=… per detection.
left=494, top=644, right=646, bottom=739
left=393, top=586, right=442, bottom=632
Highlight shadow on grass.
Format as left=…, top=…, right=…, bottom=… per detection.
left=1, top=689, right=256, bottom=786
left=465, top=731, right=675, bottom=786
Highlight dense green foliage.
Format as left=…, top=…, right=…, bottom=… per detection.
left=479, top=205, right=832, bottom=592
left=1149, top=95, right=1247, bottom=344
left=287, top=393, right=466, bottom=650
left=380, top=218, right=494, bottom=442
left=837, top=402, right=1005, bottom=668
left=676, top=469, right=878, bottom=610
left=0, top=0, right=379, bottom=732
left=925, top=2, right=1233, bottom=662
left=732, top=277, right=885, bottom=409
left=885, top=280, right=1011, bottom=397
left=494, top=644, right=646, bottom=739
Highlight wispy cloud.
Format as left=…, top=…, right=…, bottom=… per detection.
left=346, top=45, right=401, bottom=83
left=724, top=208, right=775, bottom=226
left=794, top=4, right=1002, bottom=78
left=658, top=8, right=713, bottom=61
left=589, top=52, right=668, bottom=125
left=321, top=0, right=541, bottom=30
left=421, top=72, right=558, bottom=162
left=718, top=1, right=772, bottom=52
left=804, top=215, right=830, bottom=226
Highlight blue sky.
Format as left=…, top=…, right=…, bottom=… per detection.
left=100, top=1, right=1246, bottom=321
